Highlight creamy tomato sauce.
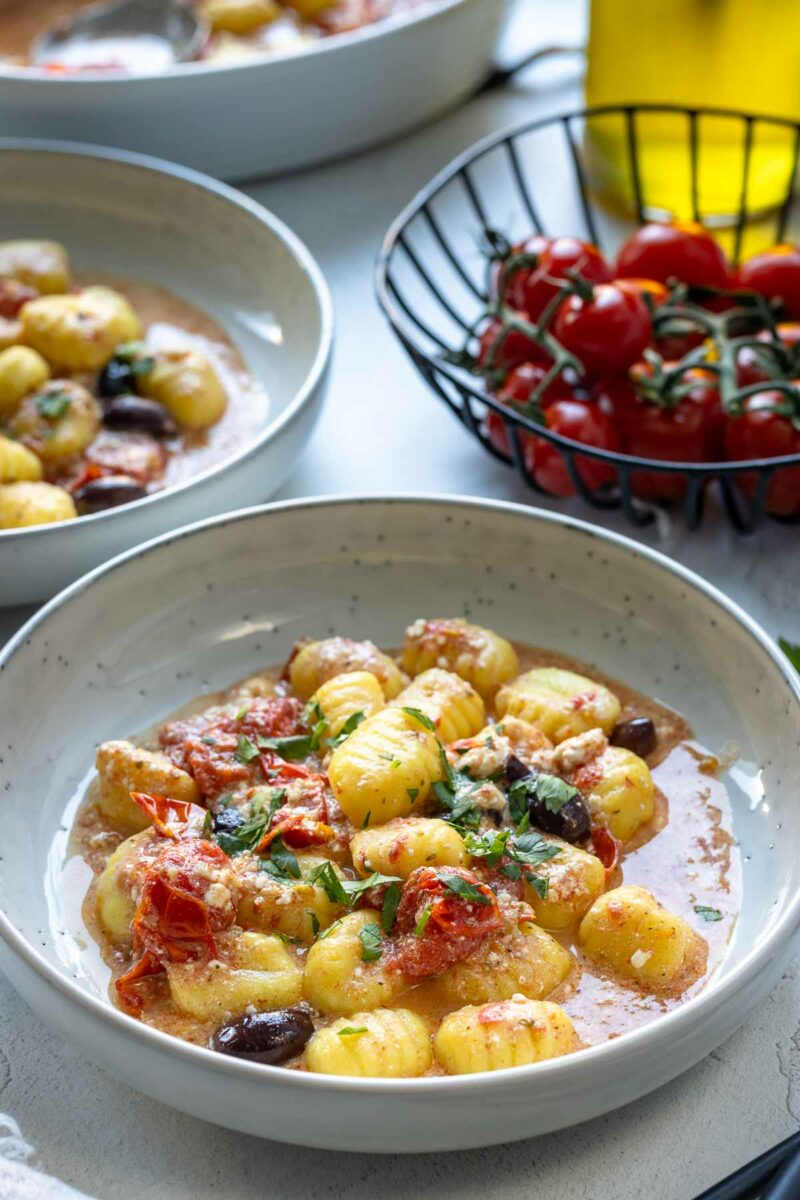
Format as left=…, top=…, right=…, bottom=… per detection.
left=65, top=640, right=741, bottom=1072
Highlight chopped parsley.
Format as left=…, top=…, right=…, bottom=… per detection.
left=329, top=710, right=366, bottom=750
left=114, top=341, right=155, bottom=374
left=779, top=637, right=800, bottom=673
left=380, top=881, right=402, bottom=933
left=306, top=862, right=402, bottom=909
left=438, top=872, right=491, bottom=906
left=463, top=823, right=559, bottom=897
left=35, top=390, right=71, bottom=420
left=433, top=747, right=484, bottom=831
left=234, top=735, right=260, bottom=765
left=309, top=911, right=320, bottom=937
left=261, top=834, right=301, bottom=882
left=361, top=811, right=372, bottom=829
left=414, top=905, right=433, bottom=938
left=338, top=1026, right=368, bottom=1037
left=694, top=905, right=724, bottom=922
left=402, top=707, right=436, bottom=732
left=508, top=772, right=580, bottom=823
left=407, top=788, right=419, bottom=803
left=359, top=923, right=383, bottom=962
left=258, top=726, right=325, bottom=760
left=213, top=791, right=285, bottom=856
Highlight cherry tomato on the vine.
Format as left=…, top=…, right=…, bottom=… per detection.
left=477, top=315, right=549, bottom=375
left=504, top=235, right=612, bottom=321
left=553, top=282, right=653, bottom=377
left=735, top=245, right=800, bottom=320
left=616, top=221, right=731, bottom=290
left=724, top=389, right=800, bottom=516
left=526, top=397, right=620, bottom=497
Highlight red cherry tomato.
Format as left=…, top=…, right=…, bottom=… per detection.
left=129, top=791, right=207, bottom=840
left=553, top=282, right=653, bottom=377
left=737, top=322, right=800, bottom=386
left=492, top=233, right=552, bottom=302
left=526, top=397, right=620, bottom=497
left=735, top=245, right=800, bottom=319
left=614, top=277, right=669, bottom=307
left=616, top=221, right=730, bottom=290
left=724, top=389, right=800, bottom=516
left=389, top=866, right=502, bottom=978
left=505, top=236, right=612, bottom=321
left=477, top=315, right=549, bottom=375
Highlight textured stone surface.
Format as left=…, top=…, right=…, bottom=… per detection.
left=1, top=1, right=799, bottom=1196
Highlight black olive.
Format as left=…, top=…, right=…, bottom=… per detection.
left=212, top=807, right=244, bottom=836
left=73, top=475, right=148, bottom=515
left=97, top=357, right=136, bottom=399
left=102, top=395, right=177, bottom=438
left=509, top=765, right=591, bottom=843
left=505, top=754, right=531, bottom=783
left=611, top=717, right=657, bottom=759
left=211, top=1008, right=314, bottom=1065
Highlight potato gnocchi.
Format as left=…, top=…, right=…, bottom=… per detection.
left=70, top=619, right=738, bottom=1078
left=0, top=238, right=267, bottom=530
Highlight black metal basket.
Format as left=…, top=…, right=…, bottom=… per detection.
left=376, top=104, right=800, bottom=532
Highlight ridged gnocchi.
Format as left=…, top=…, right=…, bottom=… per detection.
left=302, top=910, right=403, bottom=1015
left=95, top=739, right=200, bottom=831
left=434, top=997, right=576, bottom=1074
left=574, top=745, right=655, bottom=842
left=579, top=885, right=696, bottom=989
left=402, top=618, right=519, bottom=699
left=0, top=239, right=71, bottom=294
left=0, top=346, right=50, bottom=418
left=289, top=637, right=404, bottom=701
left=328, top=705, right=443, bottom=827
left=139, top=348, right=227, bottom=430
left=310, top=670, right=385, bottom=739
left=236, top=851, right=347, bottom=942
left=306, top=1008, right=432, bottom=1078
left=167, top=931, right=303, bottom=1020
left=0, top=481, right=76, bottom=528
left=392, top=668, right=485, bottom=744
left=433, top=919, right=572, bottom=1007
left=351, top=817, right=466, bottom=879
left=20, top=286, right=142, bottom=371
left=496, top=666, right=621, bottom=743
left=523, top=837, right=607, bottom=930
left=10, top=381, right=101, bottom=463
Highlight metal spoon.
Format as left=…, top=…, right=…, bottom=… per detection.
left=32, top=0, right=207, bottom=71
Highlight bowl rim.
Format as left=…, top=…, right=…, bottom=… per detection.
left=1, top=492, right=799, bottom=1094
left=0, top=137, right=334, bottom=544
left=0, top=0, right=475, bottom=85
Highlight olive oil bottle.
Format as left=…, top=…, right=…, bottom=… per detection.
left=585, top=0, right=800, bottom=222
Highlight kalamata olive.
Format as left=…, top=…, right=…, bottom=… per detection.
left=611, top=717, right=657, bottom=759
left=73, top=475, right=148, bottom=514
left=510, top=766, right=591, bottom=843
left=97, top=356, right=136, bottom=399
left=102, top=395, right=177, bottom=438
left=212, top=807, right=244, bottom=837
left=505, top=754, right=531, bottom=783
left=211, top=1008, right=314, bottom=1065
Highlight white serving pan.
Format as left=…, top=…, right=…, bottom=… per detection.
left=0, top=495, right=798, bottom=1152
left=0, top=0, right=509, bottom=181
left=0, top=141, right=333, bottom=606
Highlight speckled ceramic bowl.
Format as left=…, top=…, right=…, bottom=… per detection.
left=0, top=496, right=798, bottom=1152
left=0, top=141, right=333, bottom=607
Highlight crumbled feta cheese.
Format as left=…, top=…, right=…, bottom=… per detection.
left=630, top=949, right=652, bottom=969
left=551, top=728, right=608, bottom=775
left=203, top=882, right=231, bottom=909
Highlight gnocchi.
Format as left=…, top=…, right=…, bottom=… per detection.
left=402, top=618, right=519, bottom=699
left=0, top=480, right=76, bottom=528
left=73, top=620, right=732, bottom=1079
left=0, top=345, right=50, bottom=418
left=138, top=348, right=227, bottom=430
left=21, top=286, right=142, bottom=371
left=0, top=239, right=71, bottom=294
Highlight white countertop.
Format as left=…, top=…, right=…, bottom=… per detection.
left=1, top=2, right=799, bottom=1196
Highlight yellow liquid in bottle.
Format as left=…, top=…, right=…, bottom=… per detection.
left=585, top=0, right=800, bottom=225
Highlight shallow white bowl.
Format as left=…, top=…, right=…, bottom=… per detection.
left=0, top=496, right=798, bottom=1152
left=0, top=142, right=332, bottom=607
left=0, top=0, right=508, bottom=181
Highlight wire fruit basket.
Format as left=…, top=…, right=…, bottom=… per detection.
left=376, top=104, right=800, bottom=532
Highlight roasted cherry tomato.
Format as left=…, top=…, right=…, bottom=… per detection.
left=389, top=865, right=502, bottom=978
left=525, top=397, right=620, bottom=498
left=616, top=221, right=730, bottom=290
left=130, top=791, right=207, bottom=840
left=724, top=389, right=800, bottom=516
left=735, top=245, right=800, bottom=320
left=553, top=282, right=653, bottom=377
left=504, top=236, right=612, bottom=321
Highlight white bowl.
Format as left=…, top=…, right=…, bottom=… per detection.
left=0, top=0, right=509, bottom=181
left=0, top=496, right=798, bottom=1153
left=0, top=142, right=332, bottom=607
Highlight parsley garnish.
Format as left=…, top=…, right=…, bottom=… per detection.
left=309, top=912, right=320, bottom=937
left=508, top=772, right=580, bottom=823
left=35, top=390, right=71, bottom=420
left=380, top=881, right=402, bottom=933
left=407, top=788, right=419, bottom=803
left=463, top=824, right=559, bottom=895
left=359, top=923, right=383, bottom=962
left=694, top=905, right=724, bottom=922
left=361, top=811, right=372, bottom=829
left=306, top=862, right=402, bottom=909
left=438, top=872, right=491, bottom=906
left=402, top=707, right=436, bottom=732
left=213, top=791, right=285, bottom=856
left=234, top=735, right=260, bottom=764
left=262, top=834, right=301, bottom=882
left=329, top=710, right=366, bottom=750
left=414, top=905, right=433, bottom=937
left=779, top=637, right=800, bottom=673
left=114, top=341, right=154, bottom=374
left=432, top=747, right=483, bottom=831
left=338, top=1026, right=368, bottom=1037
